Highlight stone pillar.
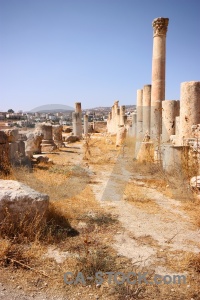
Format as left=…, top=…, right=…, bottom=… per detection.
left=107, top=112, right=111, bottom=133
left=136, top=89, right=143, bottom=140
left=132, top=112, right=137, bottom=137
left=111, top=105, right=115, bottom=133
left=120, top=106, right=126, bottom=126
left=116, top=126, right=126, bottom=147
left=3, top=129, right=25, bottom=164
left=0, top=131, right=10, bottom=174
left=179, top=81, right=200, bottom=145
left=84, top=114, right=89, bottom=135
left=111, top=105, right=115, bottom=120
left=175, top=116, right=180, bottom=137
left=25, top=125, right=44, bottom=157
left=123, top=115, right=127, bottom=126
left=143, top=85, right=151, bottom=135
left=116, top=108, right=120, bottom=130
left=151, top=17, right=169, bottom=141
left=73, top=102, right=82, bottom=137
left=162, top=100, right=180, bottom=143
left=75, top=102, right=81, bottom=114
left=39, top=124, right=57, bottom=153
left=114, top=101, right=119, bottom=132
left=114, top=101, right=119, bottom=114
left=52, top=125, right=64, bottom=148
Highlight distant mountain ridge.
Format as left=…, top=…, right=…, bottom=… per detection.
left=30, top=104, right=74, bottom=113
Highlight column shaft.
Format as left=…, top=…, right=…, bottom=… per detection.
left=143, top=84, right=151, bottom=135
left=136, top=89, right=143, bottom=140
left=150, top=17, right=169, bottom=141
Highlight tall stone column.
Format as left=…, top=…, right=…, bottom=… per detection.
left=73, top=102, right=82, bottom=137
left=0, top=131, right=10, bottom=174
left=132, top=112, right=137, bottom=137
left=179, top=81, right=200, bottom=145
left=107, top=112, right=112, bottom=133
left=161, top=100, right=180, bottom=143
left=75, top=102, right=82, bottom=114
left=120, top=105, right=126, bottom=126
left=136, top=89, right=143, bottom=140
left=84, top=114, right=89, bottom=135
left=143, top=84, right=151, bottom=135
left=111, top=104, right=115, bottom=133
left=117, top=108, right=120, bottom=129
left=151, top=17, right=169, bottom=141
left=114, top=101, right=119, bottom=132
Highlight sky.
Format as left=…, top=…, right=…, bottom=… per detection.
left=0, top=0, right=200, bottom=112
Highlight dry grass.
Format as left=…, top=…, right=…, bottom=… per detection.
left=83, top=134, right=119, bottom=165
left=124, top=183, right=161, bottom=214
left=180, top=197, right=200, bottom=228
left=189, top=253, right=200, bottom=273
left=0, top=148, right=11, bottom=177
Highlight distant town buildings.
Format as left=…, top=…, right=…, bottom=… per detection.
left=0, top=105, right=136, bottom=130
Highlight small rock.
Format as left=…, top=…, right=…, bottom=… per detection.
left=65, top=135, right=80, bottom=143
left=17, top=285, right=22, bottom=289
left=36, top=156, right=49, bottom=163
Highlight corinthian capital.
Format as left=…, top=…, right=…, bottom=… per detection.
left=152, top=17, right=169, bottom=37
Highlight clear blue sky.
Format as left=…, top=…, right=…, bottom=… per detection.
left=0, top=0, right=199, bottom=112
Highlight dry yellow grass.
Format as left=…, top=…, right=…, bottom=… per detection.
left=180, top=197, right=200, bottom=228
left=124, top=182, right=161, bottom=214
left=83, top=134, right=120, bottom=165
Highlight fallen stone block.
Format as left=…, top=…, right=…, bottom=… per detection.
left=0, top=180, right=49, bottom=222
left=190, top=176, right=200, bottom=190
left=65, top=135, right=80, bottom=143
left=36, top=156, right=49, bottom=163
left=3, top=129, right=19, bottom=143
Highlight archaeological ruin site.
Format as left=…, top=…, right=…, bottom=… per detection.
left=0, top=17, right=200, bottom=300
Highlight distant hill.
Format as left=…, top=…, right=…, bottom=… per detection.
left=30, top=104, right=74, bottom=113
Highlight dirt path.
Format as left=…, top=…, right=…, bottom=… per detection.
left=89, top=145, right=200, bottom=275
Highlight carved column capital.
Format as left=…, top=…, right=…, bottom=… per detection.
left=152, top=17, right=169, bottom=37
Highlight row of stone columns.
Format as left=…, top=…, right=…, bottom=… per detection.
left=133, top=16, right=200, bottom=170
left=135, top=81, right=200, bottom=144
left=107, top=101, right=127, bottom=134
